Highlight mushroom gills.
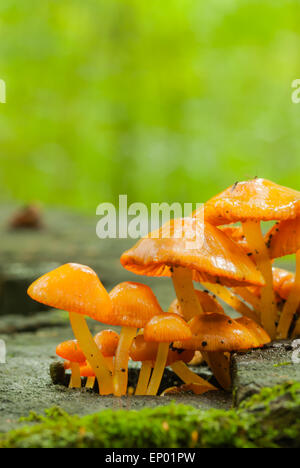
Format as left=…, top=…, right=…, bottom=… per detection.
left=202, top=283, right=258, bottom=322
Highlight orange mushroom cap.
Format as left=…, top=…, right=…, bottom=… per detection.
left=219, top=225, right=252, bottom=256
left=94, top=330, right=119, bottom=357
left=174, top=313, right=261, bottom=352
left=107, top=282, right=163, bottom=328
left=130, top=334, right=194, bottom=366
left=265, top=217, right=300, bottom=259
left=235, top=316, right=270, bottom=346
left=168, top=289, right=224, bottom=316
left=56, top=340, right=86, bottom=363
left=144, top=313, right=192, bottom=343
left=120, top=218, right=264, bottom=288
left=79, top=362, right=95, bottom=378
left=199, top=178, right=300, bottom=226
left=27, top=263, right=112, bottom=322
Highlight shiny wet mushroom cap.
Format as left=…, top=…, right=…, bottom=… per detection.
left=120, top=218, right=264, bottom=289
left=143, top=313, right=193, bottom=396
left=28, top=263, right=113, bottom=395
left=144, top=313, right=192, bottom=343
left=56, top=340, right=86, bottom=363
left=174, top=313, right=262, bottom=352
left=56, top=339, right=86, bottom=389
left=94, top=330, right=119, bottom=357
left=200, top=178, right=300, bottom=226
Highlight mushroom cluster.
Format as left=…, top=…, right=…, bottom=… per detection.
left=28, top=178, right=300, bottom=396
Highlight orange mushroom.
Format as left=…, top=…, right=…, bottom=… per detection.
left=143, top=313, right=193, bottom=396
left=107, top=282, right=163, bottom=396
left=176, top=314, right=263, bottom=352
left=79, top=362, right=96, bottom=388
left=265, top=218, right=300, bottom=338
left=121, top=217, right=264, bottom=323
left=130, top=334, right=196, bottom=395
left=28, top=263, right=113, bottom=395
left=94, top=329, right=119, bottom=370
left=56, top=340, right=86, bottom=389
left=174, top=313, right=270, bottom=389
left=197, top=178, right=300, bottom=339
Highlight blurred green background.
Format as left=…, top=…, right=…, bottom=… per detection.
left=0, top=0, right=300, bottom=213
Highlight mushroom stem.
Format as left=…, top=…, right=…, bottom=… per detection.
left=202, top=283, right=258, bottom=322
left=69, top=363, right=81, bottom=389
left=233, top=287, right=261, bottom=315
left=135, top=361, right=152, bottom=396
left=242, top=220, right=277, bottom=338
left=277, top=250, right=300, bottom=339
left=172, top=267, right=203, bottom=320
left=105, top=357, right=114, bottom=373
left=69, top=313, right=113, bottom=395
left=146, top=342, right=169, bottom=396
left=202, top=351, right=231, bottom=391
left=170, top=360, right=216, bottom=389
left=85, top=377, right=95, bottom=389
left=113, top=327, right=137, bottom=396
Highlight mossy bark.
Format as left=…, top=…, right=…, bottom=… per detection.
left=1, top=382, right=300, bottom=448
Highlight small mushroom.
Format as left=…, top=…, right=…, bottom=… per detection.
left=28, top=263, right=113, bottom=395
left=108, top=282, right=163, bottom=396
left=89, top=329, right=119, bottom=388
left=174, top=313, right=270, bottom=389
left=130, top=334, right=194, bottom=395
left=144, top=313, right=192, bottom=396
left=56, top=340, right=86, bottom=388
left=79, top=362, right=96, bottom=388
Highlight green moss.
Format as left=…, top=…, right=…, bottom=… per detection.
left=1, top=382, right=300, bottom=448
